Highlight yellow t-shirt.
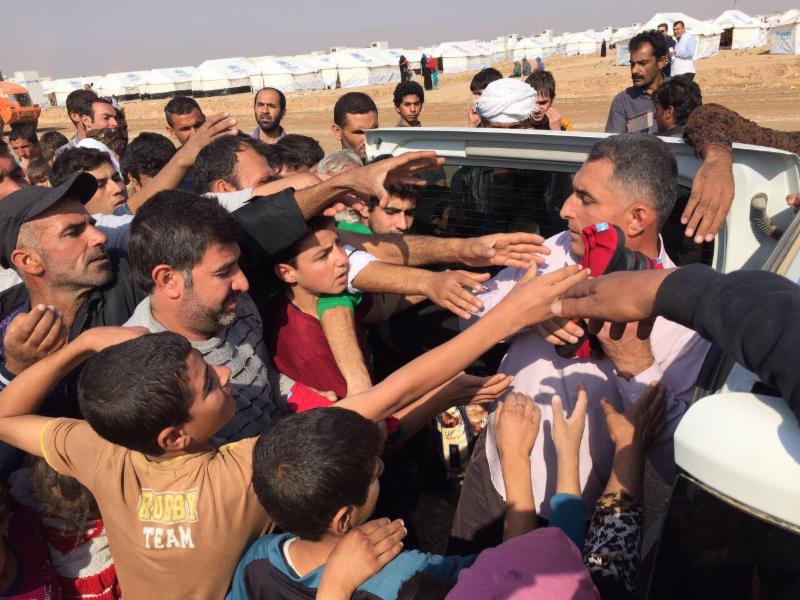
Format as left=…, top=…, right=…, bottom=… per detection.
left=41, top=418, right=272, bottom=600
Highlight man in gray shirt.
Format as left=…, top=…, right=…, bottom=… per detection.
left=606, top=30, right=669, bottom=134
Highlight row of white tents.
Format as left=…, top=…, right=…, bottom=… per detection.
left=41, top=42, right=497, bottom=106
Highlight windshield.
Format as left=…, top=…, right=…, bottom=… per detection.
left=646, top=474, right=800, bottom=599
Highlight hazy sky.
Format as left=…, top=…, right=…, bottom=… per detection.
left=2, top=0, right=791, bottom=78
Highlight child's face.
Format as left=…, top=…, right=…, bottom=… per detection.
left=352, top=458, right=384, bottom=527
left=182, top=350, right=235, bottom=443
left=285, top=227, right=350, bottom=295
left=532, top=92, right=553, bottom=122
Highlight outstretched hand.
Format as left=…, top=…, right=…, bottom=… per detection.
left=424, top=269, right=490, bottom=320
left=3, top=305, right=69, bottom=375
left=436, top=372, right=513, bottom=407
left=494, top=392, right=541, bottom=462
left=682, top=146, right=734, bottom=243
left=178, top=112, right=238, bottom=164
left=600, top=382, right=667, bottom=451
left=79, top=326, right=149, bottom=354
left=460, top=233, right=550, bottom=270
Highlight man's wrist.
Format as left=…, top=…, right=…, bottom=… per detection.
left=701, top=144, right=733, bottom=163
left=614, top=355, right=655, bottom=380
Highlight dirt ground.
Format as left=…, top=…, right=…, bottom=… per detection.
left=37, top=48, right=800, bottom=150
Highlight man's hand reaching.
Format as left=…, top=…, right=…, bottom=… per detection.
left=460, top=232, right=550, bottom=270
left=424, top=269, right=490, bottom=320
left=3, top=305, right=69, bottom=375
left=177, top=112, right=238, bottom=167
left=682, top=145, right=734, bottom=244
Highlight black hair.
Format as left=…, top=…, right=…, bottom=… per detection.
left=90, top=97, right=114, bottom=118
left=629, top=30, right=669, bottom=60
left=392, top=80, right=425, bottom=107
left=369, top=183, right=422, bottom=210
left=276, top=134, right=324, bottom=168
left=674, top=20, right=685, bottom=28
left=39, top=131, right=69, bottom=161
left=525, top=70, right=556, bottom=99
left=469, top=67, right=502, bottom=93
left=267, top=144, right=305, bottom=173
left=252, top=408, right=384, bottom=540
left=78, top=332, right=193, bottom=456
left=49, top=147, right=113, bottom=186
left=333, top=92, right=378, bottom=127
left=655, top=75, right=703, bottom=126
left=192, top=134, right=265, bottom=194
left=254, top=87, right=287, bottom=112
left=657, top=22, right=669, bottom=30
left=8, top=125, right=38, bottom=145
left=0, top=139, right=8, bottom=155
left=273, top=215, right=335, bottom=268
left=164, top=95, right=202, bottom=127
left=121, top=132, right=176, bottom=183
left=66, top=89, right=99, bottom=119
left=129, top=190, right=241, bottom=293
left=587, top=133, right=677, bottom=227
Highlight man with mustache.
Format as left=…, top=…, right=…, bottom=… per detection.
left=253, top=87, right=287, bottom=145
left=605, top=30, right=669, bottom=134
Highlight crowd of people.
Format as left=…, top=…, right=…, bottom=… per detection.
left=0, top=25, right=798, bottom=600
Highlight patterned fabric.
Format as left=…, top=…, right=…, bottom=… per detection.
left=683, top=103, right=800, bottom=156
left=583, top=492, right=643, bottom=592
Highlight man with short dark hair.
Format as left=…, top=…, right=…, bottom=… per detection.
left=672, top=21, right=697, bottom=80
left=392, top=81, right=425, bottom=128
left=657, top=22, right=677, bottom=77
left=192, top=136, right=277, bottom=194
left=65, top=89, right=98, bottom=147
left=39, top=131, right=69, bottom=164
left=79, top=98, right=119, bottom=137
left=51, top=147, right=127, bottom=216
left=164, top=95, right=206, bottom=146
left=125, top=191, right=287, bottom=446
left=450, top=134, right=710, bottom=554
left=605, top=30, right=669, bottom=134
left=253, top=87, right=287, bottom=145
left=120, top=133, right=177, bottom=192
left=276, top=134, right=324, bottom=170
left=654, top=75, right=702, bottom=136
left=468, top=68, right=503, bottom=126
left=332, top=92, right=379, bottom=162
left=8, top=126, right=42, bottom=179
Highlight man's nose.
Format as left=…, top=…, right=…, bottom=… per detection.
left=560, top=194, right=577, bottom=220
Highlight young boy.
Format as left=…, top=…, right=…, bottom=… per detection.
left=0, top=263, right=588, bottom=598
left=525, top=70, right=573, bottom=132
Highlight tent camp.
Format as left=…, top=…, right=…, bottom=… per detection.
left=511, top=37, right=544, bottom=60
left=616, top=12, right=722, bottom=66
left=249, top=56, right=324, bottom=92
left=139, top=67, right=195, bottom=99
left=770, top=11, right=800, bottom=55
left=436, top=42, right=491, bottom=74
left=309, top=50, right=397, bottom=89
left=714, top=10, right=769, bottom=49
left=192, top=58, right=252, bottom=96
left=98, top=71, right=149, bottom=100
left=50, top=77, right=104, bottom=106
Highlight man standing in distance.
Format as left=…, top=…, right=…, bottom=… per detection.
left=605, top=30, right=668, bottom=134
left=672, top=21, right=697, bottom=81
left=253, top=88, right=287, bottom=145
left=657, top=23, right=676, bottom=78
left=331, top=92, right=379, bottom=163
left=164, top=96, right=206, bottom=146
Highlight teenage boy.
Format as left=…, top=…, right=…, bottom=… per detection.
left=525, top=71, right=573, bottom=132
left=392, top=81, right=425, bottom=128
left=0, top=261, right=587, bottom=598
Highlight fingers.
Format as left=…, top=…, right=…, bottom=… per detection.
left=10, top=305, right=49, bottom=340
left=203, top=112, right=238, bottom=137
left=599, top=397, right=619, bottom=423
left=608, top=322, right=626, bottom=341
left=540, top=318, right=583, bottom=345
left=26, top=306, right=60, bottom=346
left=358, top=517, right=391, bottom=536
left=586, top=319, right=604, bottom=335
left=546, top=266, right=590, bottom=296
left=636, top=316, right=656, bottom=340
left=551, top=394, right=565, bottom=428
left=38, top=314, right=68, bottom=352
left=571, top=384, right=588, bottom=424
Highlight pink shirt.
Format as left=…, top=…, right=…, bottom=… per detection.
left=463, top=231, right=710, bottom=517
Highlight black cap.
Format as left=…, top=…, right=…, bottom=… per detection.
left=0, top=173, right=97, bottom=269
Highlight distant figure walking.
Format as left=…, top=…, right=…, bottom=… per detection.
left=399, top=55, right=411, bottom=82
left=421, top=54, right=433, bottom=90
left=535, top=56, right=545, bottom=72
left=601, top=39, right=607, bottom=57
left=511, top=60, right=522, bottom=77
left=428, top=55, right=439, bottom=89
left=522, top=57, right=532, bottom=77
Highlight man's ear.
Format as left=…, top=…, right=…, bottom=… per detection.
left=152, top=264, right=186, bottom=299
left=165, top=125, right=175, bottom=138
left=157, top=426, right=191, bottom=453
left=665, top=105, right=675, bottom=123
left=79, top=114, right=93, bottom=131
left=332, top=506, right=354, bottom=535
left=626, top=202, right=654, bottom=239
left=211, top=179, right=236, bottom=194
left=10, top=248, right=44, bottom=277
left=68, top=111, right=81, bottom=127
left=331, top=123, right=342, bottom=142
left=274, top=262, right=297, bottom=284
left=394, top=105, right=401, bottom=117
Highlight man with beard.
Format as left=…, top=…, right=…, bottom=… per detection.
left=605, top=30, right=669, bottom=134
left=252, top=87, right=287, bottom=145
left=124, top=191, right=286, bottom=445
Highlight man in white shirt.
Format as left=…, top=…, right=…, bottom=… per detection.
left=671, top=20, right=697, bottom=80
left=449, top=133, right=710, bottom=554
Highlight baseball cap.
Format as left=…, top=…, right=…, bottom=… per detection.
left=0, top=172, right=97, bottom=269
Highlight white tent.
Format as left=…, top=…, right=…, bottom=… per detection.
left=436, top=42, right=491, bottom=74
left=192, top=58, right=252, bottom=96
left=770, top=12, right=800, bottom=55
left=714, top=10, right=769, bottom=49
left=616, top=12, right=722, bottom=66
left=50, top=77, right=102, bottom=106
left=559, top=31, right=602, bottom=55
left=308, top=50, right=396, bottom=89
left=98, top=71, right=149, bottom=99
left=139, top=67, right=195, bottom=99
left=511, top=37, right=544, bottom=60
left=250, top=56, right=324, bottom=92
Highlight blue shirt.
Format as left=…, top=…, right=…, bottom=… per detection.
left=226, top=533, right=475, bottom=600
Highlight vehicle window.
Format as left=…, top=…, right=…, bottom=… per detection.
left=647, top=474, right=800, bottom=599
